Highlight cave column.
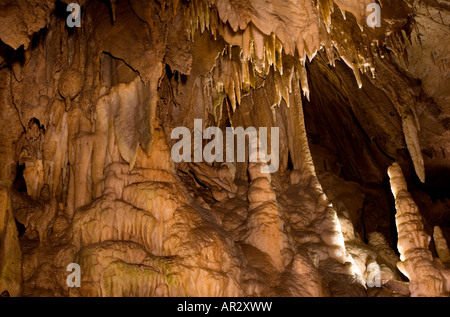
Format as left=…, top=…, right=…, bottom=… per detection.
left=242, top=129, right=288, bottom=271
left=286, top=70, right=355, bottom=267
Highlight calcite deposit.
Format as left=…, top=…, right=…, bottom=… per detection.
left=0, top=0, right=449, bottom=297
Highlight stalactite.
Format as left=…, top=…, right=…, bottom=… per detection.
left=402, top=111, right=425, bottom=183
left=284, top=70, right=363, bottom=284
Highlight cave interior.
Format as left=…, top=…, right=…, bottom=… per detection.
left=0, top=0, right=449, bottom=297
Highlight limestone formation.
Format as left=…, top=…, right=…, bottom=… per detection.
left=0, top=0, right=449, bottom=298
left=0, top=183, right=22, bottom=297
left=434, top=226, right=450, bottom=264
left=388, top=162, right=448, bottom=297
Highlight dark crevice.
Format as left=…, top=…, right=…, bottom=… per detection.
left=15, top=220, right=26, bottom=237
left=287, top=151, right=294, bottom=171
left=13, top=163, right=27, bottom=193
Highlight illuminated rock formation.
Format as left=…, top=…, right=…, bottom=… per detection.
left=0, top=183, right=22, bottom=297
left=434, top=226, right=450, bottom=265
left=388, top=162, right=448, bottom=297
left=0, top=0, right=449, bottom=298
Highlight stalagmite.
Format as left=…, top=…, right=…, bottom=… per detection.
left=0, top=184, right=23, bottom=297
left=388, top=162, right=446, bottom=296
left=434, top=226, right=450, bottom=264
left=368, top=232, right=401, bottom=274
left=240, top=132, right=288, bottom=272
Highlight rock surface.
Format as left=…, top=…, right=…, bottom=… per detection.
left=0, top=0, right=449, bottom=297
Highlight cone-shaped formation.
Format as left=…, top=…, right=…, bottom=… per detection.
left=388, top=163, right=447, bottom=297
